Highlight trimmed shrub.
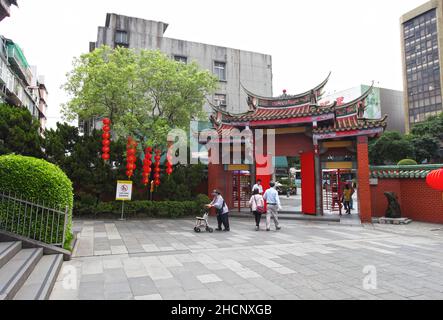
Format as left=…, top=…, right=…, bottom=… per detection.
left=73, top=194, right=211, bottom=219
left=0, top=155, right=74, bottom=249
left=397, top=159, right=418, bottom=166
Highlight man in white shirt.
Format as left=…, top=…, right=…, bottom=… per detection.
left=263, top=182, right=282, bottom=231
left=252, top=179, right=263, bottom=195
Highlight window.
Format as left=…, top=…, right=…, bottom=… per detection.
left=214, top=94, right=227, bottom=108
left=115, top=30, right=129, bottom=47
left=214, top=61, right=226, bottom=81
left=174, top=55, right=187, bottom=64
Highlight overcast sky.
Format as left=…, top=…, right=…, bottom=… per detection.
left=0, top=0, right=427, bottom=128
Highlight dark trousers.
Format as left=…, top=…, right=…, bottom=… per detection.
left=344, top=201, right=351, bottom=214
left=253, top=211, right=262, bottom=226
left=217, top=213, right=230, bottom=230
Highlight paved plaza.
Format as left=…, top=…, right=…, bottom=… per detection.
left=50, top=217, right=443, bottom=300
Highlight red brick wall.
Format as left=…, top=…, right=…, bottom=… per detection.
left=370, top=179, right=401, bottom=218
left=371, top=179, right=443, bottom=224
left=357, top=136, right=372, bottom=223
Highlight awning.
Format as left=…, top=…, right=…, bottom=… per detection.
left=273, top=156, right=288, bottom=168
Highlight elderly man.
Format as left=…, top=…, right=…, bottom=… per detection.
left=263, top=182, right=282, bottom=232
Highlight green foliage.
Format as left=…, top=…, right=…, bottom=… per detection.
left=62, top=46, right=218, bottom=148
left=74, top=196, right=209, bottom=218
left=0, top=155, right=73, bottom=249
left=44, top=123, right=127, bottom=202
left=397, top=159, right=418, bottom=166
left=156, top=164, right=207, bottom=201
left=407, top=134, right=440, bottom=164
left=369, top=131, right=415, bottom=165
left=0, top=103, right=43, bottom=157
left=410, top=112, right=443, bottom=139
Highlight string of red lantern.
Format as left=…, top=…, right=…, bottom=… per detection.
left=142, top=147, right=153, bottom=186
left=154, top=149, right=161, bottom=187
left=101, top=118, right=111, bottom=161
left=166, top=145, right=173, bottom=177
left=126, top=137, right=138, bottom=179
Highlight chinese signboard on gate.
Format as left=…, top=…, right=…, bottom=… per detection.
left=116, top=181, right=133, bottom=201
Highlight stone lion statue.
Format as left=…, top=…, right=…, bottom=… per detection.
left=384, top=192, right=402, bottom=219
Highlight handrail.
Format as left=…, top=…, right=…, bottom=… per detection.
left=0, top=191, right=69, bottom=247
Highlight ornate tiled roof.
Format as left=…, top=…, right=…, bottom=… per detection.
left=216, top=104, right=335, bottom=124
left=313, top=115, right=388, bottom=134
left=242, top=73, right=331, bottom=108
left=210, top=76, right=388, bottom=138
left=370, top=165, right=443, bottom=179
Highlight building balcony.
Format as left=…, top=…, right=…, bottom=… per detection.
left=6, top=43, right=33, bottom=85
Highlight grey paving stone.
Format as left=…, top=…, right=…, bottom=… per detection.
left=104, top=281, right=131, bottom=294
left=104, top=268, right=128, bottom=283
left=128, top=277, right=158, bottom=296
left=58, top=218, right=443, bottom=300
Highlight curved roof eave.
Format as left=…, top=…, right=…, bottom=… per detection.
left=241, top=72, right=332, bottom=101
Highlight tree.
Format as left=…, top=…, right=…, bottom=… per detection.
left=407, top=134, right=440, bottom=163
left=62, top=46, right=218, bottom=148
left=0, top=103, right=43, bottom=157
left=44, top=123, right=127, bottom=203
left=369, top=131, right=414, bottom=165
left=410, top=112, right=443, bottom=139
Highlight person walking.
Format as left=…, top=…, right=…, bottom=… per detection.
left=263, top=182, right=282, bottom=231
left=207, top=190, right=230, bottom=232
left=252, top=179, right=264, bottom=195
left=342, top=184, right=353, bottom=215
left=249, top=189, right=265, bottom=231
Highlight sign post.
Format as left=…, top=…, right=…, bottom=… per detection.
left=116, top=180, right=133, bottom=221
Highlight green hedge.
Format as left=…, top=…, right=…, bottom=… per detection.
left=74, top=194, right=210, bottom=218
left=397, top=159, right=418, bottom=166
left=0, top=155, right=74, bottom=249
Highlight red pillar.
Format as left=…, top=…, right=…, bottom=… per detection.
left=357, top=136, right=372, bottom=223
left=301, top=151, right=316, bottom=215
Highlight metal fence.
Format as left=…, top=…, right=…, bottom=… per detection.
left=0, top=191, right=69, bottom=247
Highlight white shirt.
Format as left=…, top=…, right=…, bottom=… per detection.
left=263, top=187, right=282, bottom=209
left=249, top=194, right=264, bottom=211
left=210, top=195, right=229, bottom=214
left=252, top=184, right=263, bottom=194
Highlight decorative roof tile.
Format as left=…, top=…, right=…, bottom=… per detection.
left=370, top=165, right=443, bottom=179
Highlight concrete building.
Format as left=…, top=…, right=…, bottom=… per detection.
left=400, top=0, right=443, bottom=132
left=0, top=0, right=17, bottom=22
left=89, top=13, right=273, bottom=118
left=320, top=85, right=405, bottom=133
left=0, top=36, right=48, bottom=134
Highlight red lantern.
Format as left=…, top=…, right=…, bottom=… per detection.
left=101, top=118, right=112, bottom=162
left=155, top=179, right=161, bottom=187
left=426, top=168, right=443, bottom=191
left=125, top=137, right=138, bottom=179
